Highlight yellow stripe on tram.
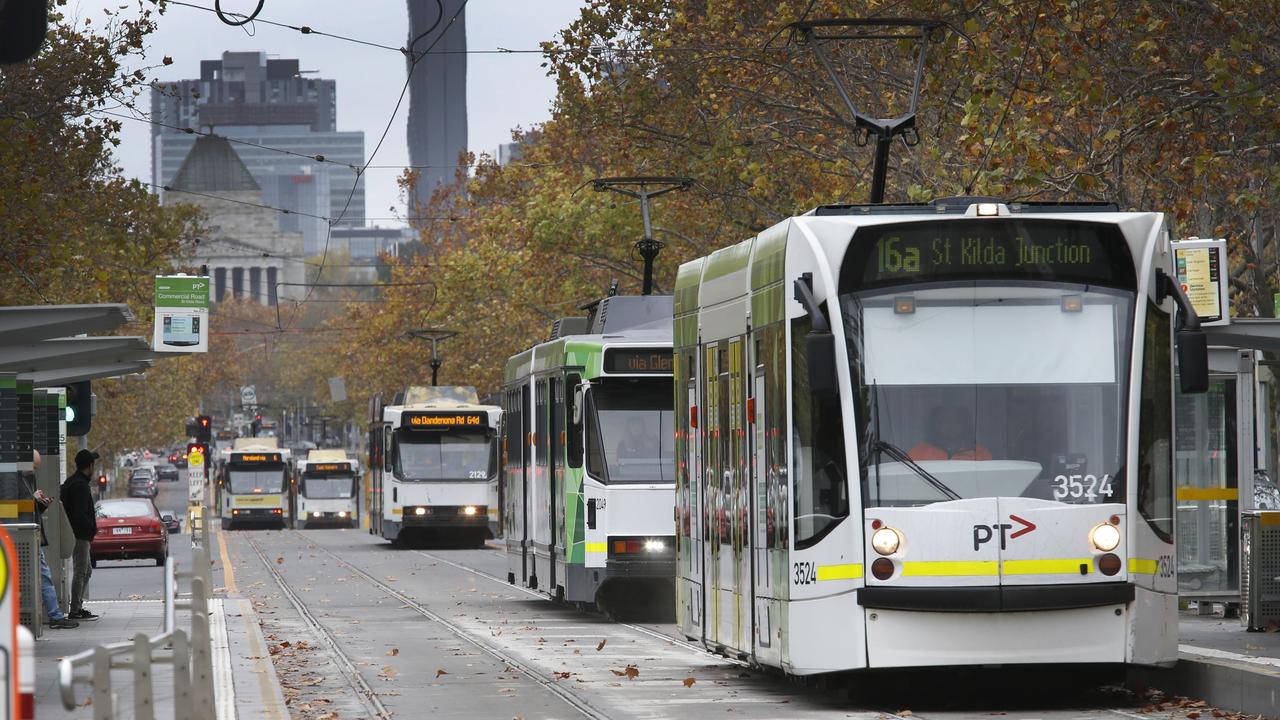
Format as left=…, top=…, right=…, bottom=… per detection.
left=816, top=563, right=862, bottom=581
left=585, top=542, right=607, bottom=553
left=1129, top=558, right=1159, bottom=575
left=1176, top=487, right=1238, bottom=501
left=901, top=560, right=998, bottom=577
left=1001, top=558, right=1093, bottom=575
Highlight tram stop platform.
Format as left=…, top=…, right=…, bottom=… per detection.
left=1132, top=606, right=1280, bottom=718
left=33, top=567, right=288, bottom=718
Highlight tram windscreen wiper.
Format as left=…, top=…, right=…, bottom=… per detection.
left=869, top=440, right=963, bottom=501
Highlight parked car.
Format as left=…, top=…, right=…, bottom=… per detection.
left=128, top=469, right=157, bottom=498
left=91, top=499, right=168, bottom=567
left=160, top=512, right=182, bottom=534
left=156, top=465, right=179, bottom=483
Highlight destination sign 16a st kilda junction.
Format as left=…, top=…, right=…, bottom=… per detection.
left=846, top=219, right=1133, bottom=289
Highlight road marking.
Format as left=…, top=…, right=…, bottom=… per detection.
left=215, top=522, right=238, bottom=595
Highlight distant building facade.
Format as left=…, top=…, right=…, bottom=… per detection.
left=406, top=0, right=467, bottom=212
left=151, top=52, right=365, bottom=254
left=162, top=135, right=306, bottom=305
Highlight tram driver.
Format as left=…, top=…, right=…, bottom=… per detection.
left=908, top=404, right=993, bottom=461
left=618, top=416, right=660, bottom=460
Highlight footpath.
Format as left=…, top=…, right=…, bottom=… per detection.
left=33, top=521, right=288, bottom=719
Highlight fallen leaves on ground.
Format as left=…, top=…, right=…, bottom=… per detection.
left=596, top=639, right=607, bottom=651
left=379, top=666, right=398, bottom=679
left=683, top=677, right=696, bottom=687
left=386, top=648, right=399, bottom=656
left=276, top=557, right=284, bottom=564
left=554, top=671, right=572, bottom=680
left=436, top=669, right=449, bottom=678
left=611, top=664, right=639, bottom=680
left=897, top=711, right=913, bottom=717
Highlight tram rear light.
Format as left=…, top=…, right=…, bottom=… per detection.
left=894, top=296, right=916, bottom=314
left=1090, top=523, right=1121, bottom=552
left=272, top=508, right=282, bottom=514
left=463, top=505, right=478, bottom=516
left=870, top=518, right=882, bottom=530
left=1098, top=553, right=1122, bottom=576
left=871, top=558, right=895, bottom=580
left=871, top=527, right=902, bottom=555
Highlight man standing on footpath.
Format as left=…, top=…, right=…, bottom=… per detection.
left=27, top=450, right=78, bottom=628
left=61, top=449, right=100, bottom=621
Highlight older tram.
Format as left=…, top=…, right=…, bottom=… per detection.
left=367, top=386, right=501, bottom=546
left=219, top=438, right=293, bottom=530
left=296, top=449, right=359, bottom=528
left=674, top=199, right=1207, bottom=674
left=502, top=295, right=677, bottom=607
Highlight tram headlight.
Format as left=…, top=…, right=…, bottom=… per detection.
left=1089, top=523, right=1121, bottom=552
left=462, top=505, right=478, bottom=516
left=644, top=539, right=666, bottom=553
left=313, top=511, right=322, bottom=518
left=337, top=511, right=348, bottom=518
left=871, top=527, right=901, bottom=556
left=414, top=507, right=427, bottom=516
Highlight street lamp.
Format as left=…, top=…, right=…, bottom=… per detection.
left=406, top=328, right=458, bottom=387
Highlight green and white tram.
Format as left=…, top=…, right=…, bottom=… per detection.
left=295, top=449, right=359, bottom=528
left=674, top=198, right=1208, bottom=674
left=502, top=295, right=677, bottom=605
left=219, top=439, right=293, bottom=530
left=367, top=386, right=501, bottom=545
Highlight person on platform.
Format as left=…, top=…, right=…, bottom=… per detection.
left=61, top=449, right=100, bottom=621
left=908, top=405, right=993, bottom=461
left=27, top=450, right=78, bottom=628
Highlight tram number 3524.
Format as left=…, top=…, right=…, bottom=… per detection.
left=1051, top=473, right=1114, bottom=501
left=793, top=561, right=816, bottom=586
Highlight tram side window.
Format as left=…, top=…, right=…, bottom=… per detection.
left=536, top=380, right=549, bottom=467
left=791, top=314, right=849, bottom=549
left=585, top=391, right=604, bottom=479
left=1138, top=300, right=1174, bottom=542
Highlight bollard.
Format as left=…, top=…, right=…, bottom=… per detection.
left=172, top=628, right=193, bottom=720
left=92, top=645, right=113, bottom=720
left=134, top=633, right=154, bottom=720
left=164, top=557, right=176, bottom=634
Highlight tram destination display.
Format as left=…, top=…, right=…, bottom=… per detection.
left=846, top=219, right=1134, bottom=289
left=233, top=452, right=282, bottom=463
left=307, top=462, right=352, bottom=474
left=603, top=348, right=674, bottom=374
left=403, top=412, right=486, bottom=429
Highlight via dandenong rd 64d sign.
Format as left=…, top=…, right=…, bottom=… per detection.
left=153, top=275, right=210, bottom=353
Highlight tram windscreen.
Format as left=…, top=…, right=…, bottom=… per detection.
left=227, top=466, right=284, bottom=494
left=394, top=430, right=493, bottom=481
left=302, top=474, right=354, bottom=499
left=841, top=283, right=1133, bottom=507
left=585, top=380, right=675, bottom=484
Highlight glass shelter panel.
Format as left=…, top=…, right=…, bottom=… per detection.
left=1175, top=380, right=1238, bottom=594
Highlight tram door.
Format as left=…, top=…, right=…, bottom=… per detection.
left=684, top=368, right=703, bottom=636
left=751, top=355, right=772, bottom=658
left=1176, top=352, right=1247, bottom=598
left=520, top=384, right=532, bottom=583
left=702, top=345, right=723, bottom=647
left=727, top=338, right=748, bottom=654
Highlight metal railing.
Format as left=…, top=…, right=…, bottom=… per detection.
left=59, top=510, right=218, bottom=719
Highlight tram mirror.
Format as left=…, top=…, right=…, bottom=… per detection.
left=806, top=331, right=838, bottom=395
left=1176, top=328, right=1209, bottom=394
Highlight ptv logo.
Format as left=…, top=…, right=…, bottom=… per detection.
left=972, top=515, right=1036, bottom=550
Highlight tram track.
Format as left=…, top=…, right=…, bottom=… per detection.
left=291, top=530, right=610, bottom=720
left=244, top=533, right=393, bottom=720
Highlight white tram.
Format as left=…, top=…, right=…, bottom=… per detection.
left=673, top=198, right=1208, bottom=674
left=367, top=386, right=501, bottom=546
left=295, top=449, right=359, bottom=528
left=219, top=438, right=293, bottom=530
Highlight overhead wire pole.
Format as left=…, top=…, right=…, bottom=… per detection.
left=590, top=177, right=693, bottom=295
left=406, top=328, right=458, bottom=386
left=788, top=18, right=949, bottom=204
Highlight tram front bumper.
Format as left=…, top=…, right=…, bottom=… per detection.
left=605, top=536, right=677, bottom=578
left=400, top=505, right=488, bottom=528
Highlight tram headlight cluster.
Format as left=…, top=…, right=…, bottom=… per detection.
left=463, top=505, right=478, bottom=516
left=871, top=526, right=902, bottom=556
left=414, top=507, right=427, bottom=516
left=1089, top=522, right=1121, bottom=552
left=644, top=539, right=666, bottom=553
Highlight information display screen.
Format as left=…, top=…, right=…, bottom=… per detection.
left=232, top=452, right=282, bottom=464
left=403, top=412, right=486, bottom=430
left=603, top=348, right=674, bottom=374
left=306, top=462, right=352, bottom=474
left=842, top=219, right=1135, bottom=290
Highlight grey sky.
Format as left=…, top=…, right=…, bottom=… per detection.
left=95, top=0, right=585, bottom=227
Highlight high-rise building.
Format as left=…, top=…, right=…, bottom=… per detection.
left=406, top=0, right=467, bottom=213
left=151, top=52, right=365, bottom=254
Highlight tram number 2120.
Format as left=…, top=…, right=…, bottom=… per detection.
left=1051, top=474, right=1113, bottom=501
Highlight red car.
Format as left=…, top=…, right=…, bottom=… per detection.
left=91, top=499, right=169, bottom=567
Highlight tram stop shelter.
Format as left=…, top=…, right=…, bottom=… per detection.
left=1177, top=319, right=1280, bottom=609
left=0, top=304, right=159, bottom=635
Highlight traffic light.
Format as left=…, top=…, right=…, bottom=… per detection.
left=97, top=474, right=108, bottom=490
left=187, top=442, right=208, bottom=460
left=195, top=415, right=212, bottom=443
left=65, top=381, right=93, bottom=437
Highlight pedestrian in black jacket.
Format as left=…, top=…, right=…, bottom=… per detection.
left=61, top=449, right=99, bottom=621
